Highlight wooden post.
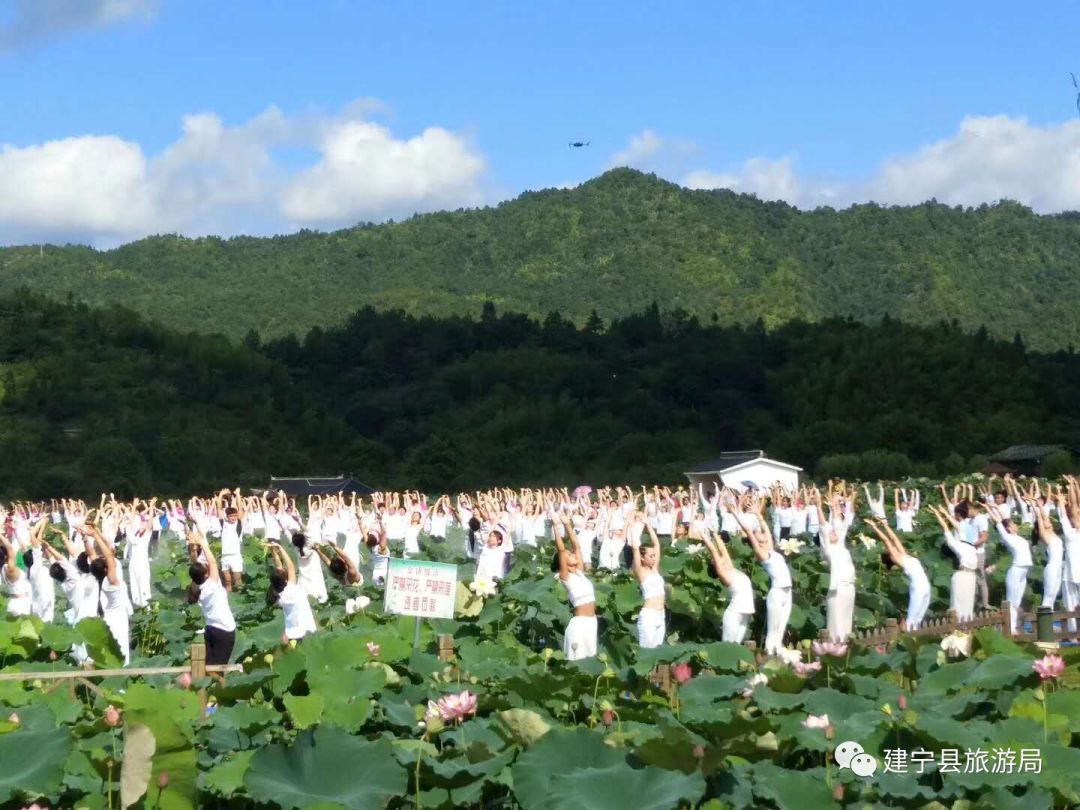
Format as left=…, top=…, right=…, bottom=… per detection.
left=190, top=642, right=208, bottom=714
left=946, top=610, right=957, bottom=634
left=437, top=634, right=455, bottom=662
left=189, top=642, right=207, bottom=679
left=885, top=618, right=899, bottom=644
left=650, top=664, right=673, bottom=698
left=1002, top=602, right=1013, bottom=638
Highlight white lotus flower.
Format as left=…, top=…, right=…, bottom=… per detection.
left=778, top=538, right=804, bottom=556
left=776, top=646, right=802, bottom=666
left=741, top=671, right=769, bottom=697
left=470, top=578, right=497, bottom=597
left=940, top=631, right=971, bottom=659
left=686, top=543, right=705, bottom=555
left=858, top=534, right=877, bottom=549
left=345, top=596, right=371, bottom=615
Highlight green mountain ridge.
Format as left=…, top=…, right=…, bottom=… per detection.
left=3, top=168, right=1080, bottom=348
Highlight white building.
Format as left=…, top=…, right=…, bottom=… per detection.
left=684, top=450, right=802, bottom=493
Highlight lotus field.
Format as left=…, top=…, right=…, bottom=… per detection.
left=1, top=500, right=1079, bottom=809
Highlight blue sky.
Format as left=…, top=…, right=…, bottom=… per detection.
left=2, top=0, right=1080, bottom=245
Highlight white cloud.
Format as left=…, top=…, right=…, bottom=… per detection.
left=0, top=102, right=489, bottom=244
left=607, top=129, right=698, bottom=175
left=0, top=135, right=155, bottom=238
left=0, top=0, right=155, bottom=50
left=679, top=116, right=1080, bottom=213
left=281, top=121, right=486, bottom=226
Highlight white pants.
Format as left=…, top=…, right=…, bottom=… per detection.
left=1042, top=558, right=1063, bottom=609
left=104, top=609, right=131, bottom=666
left=637, top=607, right=665, bottom=648
left=907, top=588, right=931, bottom=631
left=220, top=554, right=244, bottom=574
left=951, top=570, right=977, bottom=622
left=765, top=587, right=792, bottom=655
left=128, top=558, right=151, bottom=609
left=1005, top=565, right=1029, bottom=634
left=722, top=607, right=752, bottom=643
left=1063, top=579, right=1080, bottom=632
left=826, top=583, right=855, bottom=642
left=564, top=615, right=598, bottom=661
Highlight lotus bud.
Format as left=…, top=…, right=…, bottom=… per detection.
left=541, top=648, right=553, bottom=661
left=602, top=709, right=614, bottom=726
left=158, top=771, right=169, bottom=789
left=104, top=705, right=121, bottom=727
left=176, top=672, right=192, bottom=689
left=263, top=653, right=274, bottom=665
left=7, top=712, right=18, bottom=726
left=897, top=693, right=907, bottom=711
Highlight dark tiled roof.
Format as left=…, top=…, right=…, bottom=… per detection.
left=268, top=475, right=375, bottom=495
left=687, top=450, right=765, bottom=473
left=987, top=445, right=1066, bottom=462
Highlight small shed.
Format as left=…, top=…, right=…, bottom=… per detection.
left=986, top=445, right=1071, bottom=477
left=685, top=450, right=802, bottom=492
left=265, top=475, right=375, bottom=497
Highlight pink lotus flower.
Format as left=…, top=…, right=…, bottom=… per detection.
left=48, top=651, right=57, bottom=661
left=1033, top=654, right=1066, bottom=681
left=7, top=713, right=18, bottom=726
left=601, top=709, right=614, bottom=727
left=366, top=641, right=380, bottom=657
left=802, top=713, right=830, bottom=730
left=157, top=771, right=169, bottom=790
left=672, top=662, right=693, bottom=684
left=433, top=690, right=478, bottom=723
left=833, top=784, right=845, bottom=801
left=104, top=704, right=122, bottom=728
left=898, top=693, right=907, bottom=711
left=812, top=640, right=848, bottom=658
left=793, top=660, right=822, bottom=678
left=176, top=672, right=192, bottom=689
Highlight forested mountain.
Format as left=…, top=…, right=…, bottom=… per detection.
left=4, top=169, right=1080, bottom=349
left=4, top=293, right=1079, bottom=498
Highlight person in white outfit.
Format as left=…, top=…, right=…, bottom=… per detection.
left=928, top=504, right=978, bottom=621
left=291, top=532, right=329, bottom=604
left=266, top=542, right=317, bottom=641
left=0, top=532, right=32, bottom=618
left=83, top=525, right=132, bottom=666
left=866, top=518, right=931, bottom=631
left=123, top=511, right=153, bottom=610
left=551, top=511, right=598, bottom=661
left=986, top=502, right=1031, bottom=634
left=1031, top=494, right=1063, bottom=610
left=1056, top=481, right=1080, bottom=633
left=816, top=491, right=856, bottom=642
left=863, top=484, right=887, bottom=521
left=735, top=498, right=790, bottom=655
left=700, top=528, right=755, bottom=643
left=627, top=516, right=665, bottom=649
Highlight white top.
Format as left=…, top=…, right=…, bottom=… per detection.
left=1044, top=532, right=1064, bottom=573
left=944, top=530, right=978, bottom=571
left=727, top=570, right=756, bottom=614
left=429, top=514, right=449, bottom=538
left=761, top=550, right=792, bottom=588
left=100, top=578, right=131, bottom=615
left=476, top=546, right=507, bottom=581
left=640, top=571, right=665, bottom=601
left=220, top=520, right=243, bottom=557
left=198, top=578, right=236, bottom=633
left=791, top=507, right=809, bottom=535
left=404, top=524, right=422, bottom=555
left=4, top=570, right=31, bottom=616
left=1059, top=512, right=1080, bottom=583
left=822, top=537, right=856, bottom=588
left=895, top=508, right=916, bottom=533
left=563, top=571, right=595, bottom=608
left=654, top=511, right=674, bottom=536
left=900, top=555, right=930, bottom=603
left=279, top=582, right=317, bottom=639
left=995, top=523, right=1032, bottom=567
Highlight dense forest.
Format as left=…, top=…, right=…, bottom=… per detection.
left=4, top=169, right=1080, bottom=349
left=2, top=291, right=1078, bottom=498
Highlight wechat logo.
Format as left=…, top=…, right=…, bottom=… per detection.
left=835, top=740, right=878, bottom=778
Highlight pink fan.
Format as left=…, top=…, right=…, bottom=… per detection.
left=572, top=485, right=593, bottom=500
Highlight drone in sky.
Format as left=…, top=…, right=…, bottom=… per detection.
left=568, top=141, right=590, bottom=148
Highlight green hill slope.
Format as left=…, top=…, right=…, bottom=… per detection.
left=4, top=168, right=1080, bottom=348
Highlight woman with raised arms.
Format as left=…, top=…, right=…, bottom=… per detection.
left=551, top=509, right=598, bottom=661
left=266, top=540, right=317, bottom=642
left=699, top=526, right=756, bottom=643
left=628, top=514, right=665, bottom=648
left=186, top=528, right=237, bottom=666
left=866, top=517, right=931, bottom=630
left=814, top=489, right=856, bottom=642
left=735, top=496, right=791, bottom=655
left=928, top=503, right=978, bottom=621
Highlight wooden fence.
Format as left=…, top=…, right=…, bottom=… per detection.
left=821, top=602, right=1080, bottom=647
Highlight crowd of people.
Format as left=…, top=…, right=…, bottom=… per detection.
left=0, top=474, right=1077, bottom=667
